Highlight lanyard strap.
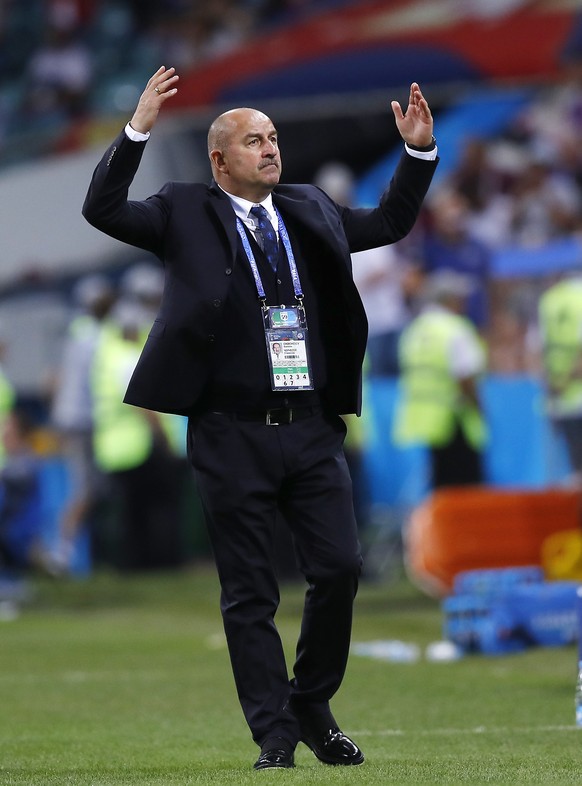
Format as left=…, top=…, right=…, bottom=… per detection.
left=235, top=206, right=304, bottom=303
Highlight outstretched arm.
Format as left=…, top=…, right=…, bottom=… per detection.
left=129, top=66, right=180, bottom=134
left=391, top=82, right=434, bottom=148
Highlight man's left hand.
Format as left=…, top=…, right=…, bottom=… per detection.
left=391, top=82, right=434, bottom=147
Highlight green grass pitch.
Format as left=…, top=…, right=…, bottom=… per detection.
left=1, top=566, right=581, bottom=785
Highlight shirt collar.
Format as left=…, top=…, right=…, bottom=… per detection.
left=216, top=183, right=276, bottom=227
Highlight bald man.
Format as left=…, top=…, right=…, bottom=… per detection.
left=83, top=66, right=439, bottom=770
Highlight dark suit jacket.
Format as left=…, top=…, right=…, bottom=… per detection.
left=82, top=129, right=438, bottom=416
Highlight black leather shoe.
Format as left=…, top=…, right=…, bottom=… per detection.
left=253, top=747, right=295, bottom=770
left=301, top=726, right=364, bottom=766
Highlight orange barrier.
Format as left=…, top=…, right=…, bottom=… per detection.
left=405, top=486, right=582, bottom=597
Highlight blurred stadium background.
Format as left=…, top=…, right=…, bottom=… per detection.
left=2, top=0, right=582, bottom=573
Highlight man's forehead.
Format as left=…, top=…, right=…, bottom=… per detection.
left=237, top=111, right=276, bottom=135
left=243, top=124, right=277, bottom=138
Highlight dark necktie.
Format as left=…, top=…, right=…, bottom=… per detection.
left=250, top=205, right=279, bottom=272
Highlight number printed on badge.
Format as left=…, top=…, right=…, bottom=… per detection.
left=273, top=371, right=311, bottom=388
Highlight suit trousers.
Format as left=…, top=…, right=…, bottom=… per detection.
left=187, top=409, right=362, bottom=747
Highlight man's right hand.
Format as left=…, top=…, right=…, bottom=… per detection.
left=129, top=66, right=179, bottom=134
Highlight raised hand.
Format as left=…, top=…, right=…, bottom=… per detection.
left=129, top=66, right=179, bottom=134
left=391, top=82, right=434, bottom=148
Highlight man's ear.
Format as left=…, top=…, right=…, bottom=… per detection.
left=210, top=149, right=227, bottom=172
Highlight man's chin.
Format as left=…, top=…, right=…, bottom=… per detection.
left=262, top=172, right=281, bottom=186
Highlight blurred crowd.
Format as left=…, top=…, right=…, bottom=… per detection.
left=389, top=53, right=582, bottom=377
left=0, top=0, right=343, bottom=160
left=315, top=54, right=582, bottom=374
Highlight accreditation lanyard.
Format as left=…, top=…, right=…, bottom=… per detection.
left=236, top=207, right=314, bottom=391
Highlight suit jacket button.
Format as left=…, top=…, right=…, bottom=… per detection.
left=225, top=267, right=232, bottom=275
left=208, top=334, right=215, bottom=343
left=212, top=299, right=221, bottom=308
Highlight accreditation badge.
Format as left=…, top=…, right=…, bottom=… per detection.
left=264, top=305, right=314, bottom=391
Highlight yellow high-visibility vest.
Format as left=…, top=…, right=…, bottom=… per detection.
left=539, top=278, right=582, bottom=416
left=394, top=310, right=486, bottom=448
left=91, top=324, right=151, bottom=473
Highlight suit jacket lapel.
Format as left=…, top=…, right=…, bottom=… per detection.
left=273, top=192, right=349, bottom=266
left=205, top=182, right=239, bottom=263
left=273, top=193, right=324, bottom=234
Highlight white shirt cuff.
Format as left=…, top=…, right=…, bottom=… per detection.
left=125, top=122, right=150, bottom=142
left=405, top=143, right=438, bottom=161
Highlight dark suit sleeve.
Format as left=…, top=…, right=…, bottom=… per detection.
left=82, top=129, right=170, bottom=257
left=340, top=151, right=438, bottom=253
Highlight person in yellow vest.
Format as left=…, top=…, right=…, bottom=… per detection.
left=538, top=272, right=582, bottom=481
left=0, top=372, right=15, bottom=471
left=50, top=274, right=116, bottom=571
left=394, top=269, right=487, bottom=488
left=0, top=327, right=16, bottom=471
left=91, top=301, right=186, bottom=570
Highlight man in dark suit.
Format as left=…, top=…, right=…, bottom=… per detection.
left=83, top=66, right=438, bottom=770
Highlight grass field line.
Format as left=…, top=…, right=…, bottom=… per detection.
left=352, top=724, right=580, bottom=737
left=0, top=670, right=168, bottom=683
